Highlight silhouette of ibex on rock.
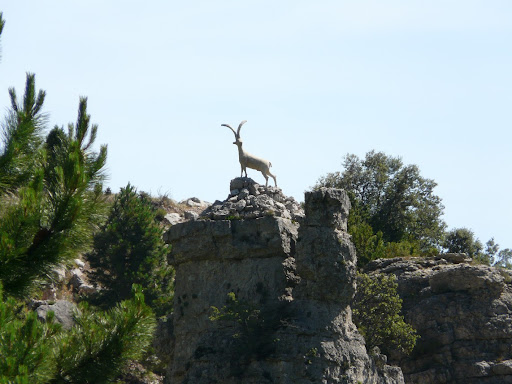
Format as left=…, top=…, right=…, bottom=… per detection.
left=222, top=120, right=277, bottom=187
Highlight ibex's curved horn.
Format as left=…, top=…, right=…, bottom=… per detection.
left=236, top=120, right=247, bottom=138
left=221, top=123, right=237, bottom=138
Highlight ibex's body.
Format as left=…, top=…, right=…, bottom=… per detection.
left=222, top=120, right=277, bottom=187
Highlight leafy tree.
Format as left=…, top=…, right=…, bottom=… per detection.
left=347, top=206, right=386, bottom=266
left=495, top=248, right=512, bottom=269
left=0, top=74, right=107, bottom=297
left=481, top=238, right=512, bottom=268
left=352, top=273, right=418, bottom=356
left=484, top=238, right=500, bottom=262
left=87, top=184, right=174, bottom=316
left=444, top=230, right=512, bottom=268
left=443, top=228, right=482, bottom=257
left=316, top=151, right=446, bottom=265
left=442, top=228, right=504, bottom=266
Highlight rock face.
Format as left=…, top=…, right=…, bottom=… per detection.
left=365, top=256, right=512, bottom=384
left=162, top=180, right=404, bottom=384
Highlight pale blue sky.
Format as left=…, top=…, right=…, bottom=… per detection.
left=1, top=1, right=511, bottom=249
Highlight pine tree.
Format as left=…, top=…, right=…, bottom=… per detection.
left=87, top=184, right=174, bottom=316
left=0, top=283, right=60, bottom=384
left=0, top=17, right=157, bottom=384
left=52, top=285, right=156, bottom=384
left=0, top=74, right=108, bottom=297
left=0, top=283, right=156, bottom=384
left=0, top=73, right=46, bottom=194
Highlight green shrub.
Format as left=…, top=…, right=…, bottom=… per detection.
left=352, top=273, right=418, bottom=356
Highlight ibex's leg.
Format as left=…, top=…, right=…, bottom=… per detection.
left=267, top=171, right=277, bottom=187
left=262, top=172, right=269, bottom=187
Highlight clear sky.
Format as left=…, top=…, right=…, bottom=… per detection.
left=1, top=1, right=511, bottom=249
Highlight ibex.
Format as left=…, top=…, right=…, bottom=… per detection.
left=222, top=120, right=277, bottom=187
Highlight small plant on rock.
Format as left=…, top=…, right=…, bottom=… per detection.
left=210, top=292, right=282, bottom=364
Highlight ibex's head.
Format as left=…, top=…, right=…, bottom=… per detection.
left=221, top=120, right=247, bottom=147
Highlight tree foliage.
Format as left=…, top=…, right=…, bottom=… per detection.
left=444, top=228, right=512, bottom=267
left=0, top=15, right=161, bottom=384
left=494, top=248, right=512, bottom=269
left=87, top=184, right=174, bottom=316
left=0, top=73, right=46, bottom=194
left=0, top=283, right=155, bottom=384
left=352, top=273, right=418, bottom=356
left=443, top=228, right=483, bottom=258
left=0, top=73, right=158, bottom=382
left=316, top=151, right=446, bottom=265
left=0, top=283, right=60, bottom=384
left=0, top=74, right=107, bottom=297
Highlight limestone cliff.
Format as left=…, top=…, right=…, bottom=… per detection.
left=366, top=256, right=512, bottom=384
left=162, top=179, right=404, bottom=384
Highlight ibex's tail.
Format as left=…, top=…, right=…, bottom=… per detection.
left=269, top=162, right=272, bottom=168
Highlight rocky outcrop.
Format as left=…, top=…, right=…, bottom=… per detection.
left=366, top=255, right=512, bottom=384
left=162, top=180, right=403, bottom=384
left=271, top=188, right=403, bottom=384
left=200, top=177, right=304, bottom=221
left=41, top=257, right=96, bottom=300
left=154, top=197, right=210, bottom=226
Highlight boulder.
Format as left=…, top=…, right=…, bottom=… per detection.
left=35, top=300, right=77, bottom=330
left=164, top=213, right=182, bottom=226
